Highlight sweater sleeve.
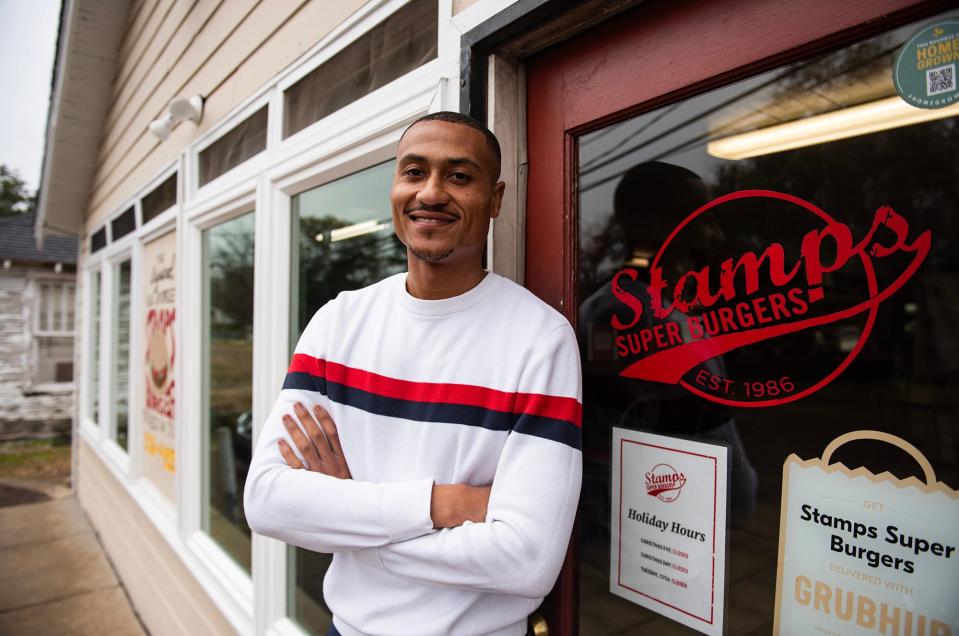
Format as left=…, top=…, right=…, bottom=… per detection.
left=366, top=324, right=583, bottom=599
left=243, top=306, right=435, bottom=552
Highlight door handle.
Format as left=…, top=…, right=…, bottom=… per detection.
left=528, top=612, right=548, bottom=636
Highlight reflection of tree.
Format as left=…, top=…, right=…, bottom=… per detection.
left=296, top=216, right=407, bottom=331
left=714, top=116, right=959, bottom=383
left=714, top=118, right=958, bottom=268
left=753, top=37, right=898, bottom=123
left=578, top=213, right=626, bottom=294
left=210, top=225, right=255, bottom=338
left=205, top=219, right=256, bottom=542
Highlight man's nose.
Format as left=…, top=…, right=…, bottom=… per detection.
left=416, top=174, right=450, bottom=207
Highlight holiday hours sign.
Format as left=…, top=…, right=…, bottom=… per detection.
left=610, top=428, right=729, bottom=635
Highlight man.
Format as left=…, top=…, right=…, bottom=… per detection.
left=244, top=112, right=582, bottom=636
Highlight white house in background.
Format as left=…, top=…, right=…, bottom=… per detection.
left=0, top=213, right=77, bottom=440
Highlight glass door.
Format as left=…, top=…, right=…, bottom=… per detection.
left=525, top=1, right=956, bottom=633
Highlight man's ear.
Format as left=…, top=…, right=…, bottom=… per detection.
left=490, top=180, right=506, bottom=219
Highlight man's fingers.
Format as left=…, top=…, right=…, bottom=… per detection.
left=293, top=401, right=332, bottom=462
left=314, top=405, right=344, bottom=456
left=313, top=404, right=352, bottom=479
left=278, top=439, right=304, bottom=469
left=282, top=414, right=322, bottom=470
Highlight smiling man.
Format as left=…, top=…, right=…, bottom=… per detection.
left=244, top=112, right=582, bottom=636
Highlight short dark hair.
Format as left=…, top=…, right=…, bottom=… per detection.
left=401, top=111, right=502, bottom=179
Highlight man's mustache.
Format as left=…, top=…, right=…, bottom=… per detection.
left=405, top=203, right=456, bottom=215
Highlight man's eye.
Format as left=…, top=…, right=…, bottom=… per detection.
left=449, top=172, right=471, bottom=182
left=403, top=167, right=425, bottom=178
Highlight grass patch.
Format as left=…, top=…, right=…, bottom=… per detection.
left=0, top=439, right=72, bottom=480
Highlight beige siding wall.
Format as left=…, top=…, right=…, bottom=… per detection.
left=87, top=0, right=368, bottom=229
left=78, top=440, right=237, bottom=636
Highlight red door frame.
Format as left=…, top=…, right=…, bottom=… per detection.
left=524, top=0, right=943, bottom=632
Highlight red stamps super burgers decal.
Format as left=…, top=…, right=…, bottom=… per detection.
left=610, top=190, right=931, bottom=407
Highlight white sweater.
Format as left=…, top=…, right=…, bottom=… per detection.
left=244, top=272, right=582, bottom=636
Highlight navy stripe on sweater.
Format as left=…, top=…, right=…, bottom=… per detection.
left=283, top=371, right=581, bottom=450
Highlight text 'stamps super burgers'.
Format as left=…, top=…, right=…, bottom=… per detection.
left=774, top=431, right=958, bottom=635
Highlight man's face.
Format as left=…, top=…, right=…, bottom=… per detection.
left=391, top=120, right=505, bottom=266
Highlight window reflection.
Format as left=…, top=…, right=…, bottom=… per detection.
left=114, top=261, right=131, bottom=450
left=577, top=13, right=958, bottom=634
left=203, top=212, right=255, bottom=572
left=89, top=271, right=101, bottom=423
left=288, top=160, right=404, bottom=634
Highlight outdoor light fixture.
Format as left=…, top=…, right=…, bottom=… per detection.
left=707, top=96, right=959, bottom=160
left=148, top=95, right=205, bottom=141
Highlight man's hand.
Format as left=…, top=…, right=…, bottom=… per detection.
left=278, top=402, right=352, bottom=479
left=278, top=402, right=489, bottom=529
left=430, top=484, right=491, bottom=528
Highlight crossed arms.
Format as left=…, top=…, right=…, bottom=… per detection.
left=277, top=400, right=492, bottom=529
left=243, top=325, right=583, bottom=598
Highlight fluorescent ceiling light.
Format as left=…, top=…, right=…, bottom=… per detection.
left=313, top=219, right=391, bottom=243
left=707, top=96, right=959, bottom=160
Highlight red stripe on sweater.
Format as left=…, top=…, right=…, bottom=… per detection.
left=288, top=353, right=582, bottom=427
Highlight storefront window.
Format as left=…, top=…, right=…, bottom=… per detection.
left=142, top=172, right=177, bottom=224
left=202, top=212, right=255, bottom=572
left=89, top=270, right=101, bottom=422
left=283, top=0, right=437, bottom=138
left=113, top=260, right=131, bottom=450
left=198, top=107, right=268, bottom=187
left=577, top=15, right=958, bottom=634
left=287, top=160, right=404, bottom=633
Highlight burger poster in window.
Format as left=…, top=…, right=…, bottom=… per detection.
left=143, top=231, right=176, bottom=502
left=774, top=431, right=959, bottom=635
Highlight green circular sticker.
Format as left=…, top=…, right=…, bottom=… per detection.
left=894, top=18, right=959, bottom=109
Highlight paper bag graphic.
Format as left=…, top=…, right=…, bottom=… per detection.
left=774, top=430, right=958, bottom=635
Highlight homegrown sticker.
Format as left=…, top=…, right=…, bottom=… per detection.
left=894, top=18, right=959, bottom=109
left=610, top=190, right=931, bottom=407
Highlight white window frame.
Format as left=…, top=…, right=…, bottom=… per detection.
left=181, top=186, right=259, bottom=635
left=101, top=249, right=134, bottom=471
left=22, top=273, right=77, bottom=394
left=79, top=263, right=104, bottom=440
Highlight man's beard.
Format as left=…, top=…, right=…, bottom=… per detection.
left=409, top=245, right=454, bottom=263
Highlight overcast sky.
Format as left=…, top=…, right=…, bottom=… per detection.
left=0, top=0, right=61, bottom=192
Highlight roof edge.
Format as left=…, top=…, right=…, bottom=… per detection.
left=36, top=0, right=132, bottom=248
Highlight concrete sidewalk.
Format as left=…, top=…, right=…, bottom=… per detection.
left=0, top=496, right=147, bottom=635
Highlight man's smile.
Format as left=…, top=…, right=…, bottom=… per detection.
left=406, top=209, right=458, bottom=226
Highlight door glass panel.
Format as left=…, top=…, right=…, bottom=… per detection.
left=202, top=211, right=255, bottom=572
left=577, top=13, right=958, bottom=634
left=287, top=160, right=404, bottom=634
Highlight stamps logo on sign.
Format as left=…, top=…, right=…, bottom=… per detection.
left=646, top=463, right=687, bottom=502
